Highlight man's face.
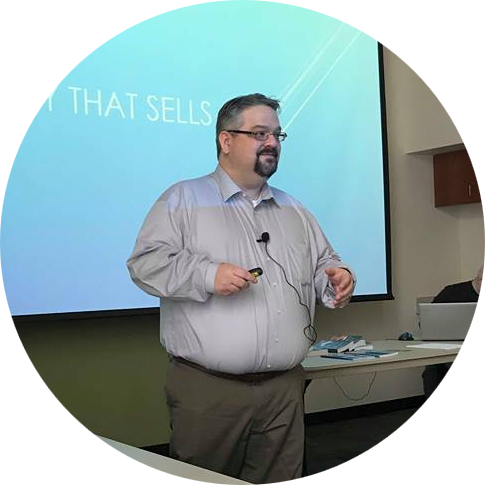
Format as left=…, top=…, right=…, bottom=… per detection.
left=229, top=105, right=282, bottom=179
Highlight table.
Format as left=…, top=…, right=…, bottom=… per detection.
left=302, top=340, right=460, bottom=379
left=99, top=436, right=249, bottom=484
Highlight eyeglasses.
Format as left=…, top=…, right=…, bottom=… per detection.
left=227, top=130, right=288, bottom=142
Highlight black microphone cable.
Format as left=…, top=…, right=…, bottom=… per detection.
left=258, top=233, right=318, bottom=347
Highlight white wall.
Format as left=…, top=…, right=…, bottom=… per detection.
left=305, top=47, right=484, bottom=413
left=457, top=204, right=483, bottom=279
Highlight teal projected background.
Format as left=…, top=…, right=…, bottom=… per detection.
left=1, top=1, right=388, bottom=315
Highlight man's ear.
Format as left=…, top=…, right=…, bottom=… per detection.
left=219, top=131, right=232, bottom=155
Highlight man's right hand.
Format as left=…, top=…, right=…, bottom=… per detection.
left=214, top=263, right=257, bottom=296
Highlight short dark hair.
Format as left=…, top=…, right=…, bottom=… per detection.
left=216, top=93, right=280, bottom=157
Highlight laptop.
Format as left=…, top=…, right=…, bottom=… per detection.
left=418, top=302, right=477, bottom=341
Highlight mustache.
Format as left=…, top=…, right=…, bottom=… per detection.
left=257, top=148, right=279, bottom=158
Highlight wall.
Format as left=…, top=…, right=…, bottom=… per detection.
left=15, top=314, right=171, bottom=447
left=457, top=204, right=484, bottom=279
left=14, top=47, right=484, bottom=446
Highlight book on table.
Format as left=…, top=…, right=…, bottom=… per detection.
left=322, top=352, right=376, bottom=361
left=323, top=350, right=399, bottom=360
left=350, top=350, right=399, bottom=358
left=308, top=335, right=369, bottom=357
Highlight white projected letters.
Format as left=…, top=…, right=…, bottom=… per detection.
left=145, top=96, right=212, bottom=125
left=47, top=90, right=56, bottom=112
left=66, top=87, right=137, bottom=118
left=50, top=86, right=214, bottom=125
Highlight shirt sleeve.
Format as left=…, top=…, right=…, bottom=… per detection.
left=305, top=210, right=356, bottom=308
left=126, top=186, right=218, bottom=302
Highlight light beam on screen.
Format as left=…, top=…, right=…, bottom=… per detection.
left=278, top=24, right=344, bottom=102
left=0, top=1, right=390, bottom=316
left=282, top=31, right=362, bottom=131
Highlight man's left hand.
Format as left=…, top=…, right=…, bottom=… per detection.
left=325, top=267, right=354, bottom=308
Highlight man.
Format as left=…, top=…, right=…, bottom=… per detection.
left=423, top=264, right=482, bottom=398
left=127, top=94, right=355, bottom=483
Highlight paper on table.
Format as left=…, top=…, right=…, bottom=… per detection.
left=406, top=343, right=462, bottom=350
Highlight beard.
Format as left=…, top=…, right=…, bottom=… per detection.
left=253, top=148, right=279, bottom=179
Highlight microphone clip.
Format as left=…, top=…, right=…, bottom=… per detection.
left=256, top=232, right=270, bottom=243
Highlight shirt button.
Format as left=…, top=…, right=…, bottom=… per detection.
left=275, top=338, right=279, bottom=343
left=272, top=282, right=277, bottom=287
left=277, top=310, right=281, bottom=314
left=267, top=364, right=271, bottom=369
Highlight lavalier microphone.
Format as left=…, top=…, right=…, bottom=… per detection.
left=256, top=232, right=270, bottom=243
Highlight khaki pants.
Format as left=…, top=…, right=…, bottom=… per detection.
left=165, top=359, right=305, bottom=484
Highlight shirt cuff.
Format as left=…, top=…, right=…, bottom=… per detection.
left=204, top=262, right=220, bottom=294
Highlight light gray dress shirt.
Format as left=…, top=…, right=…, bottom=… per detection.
left=127, top=164, right=355, bottom=374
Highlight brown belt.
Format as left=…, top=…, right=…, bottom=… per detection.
left=171, top=355, right=288, bottom=383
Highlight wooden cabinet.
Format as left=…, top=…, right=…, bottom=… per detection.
left=433, top=149, right=481, bottom=207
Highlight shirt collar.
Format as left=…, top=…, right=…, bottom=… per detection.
left=212, top=164, right=280, bottom=207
